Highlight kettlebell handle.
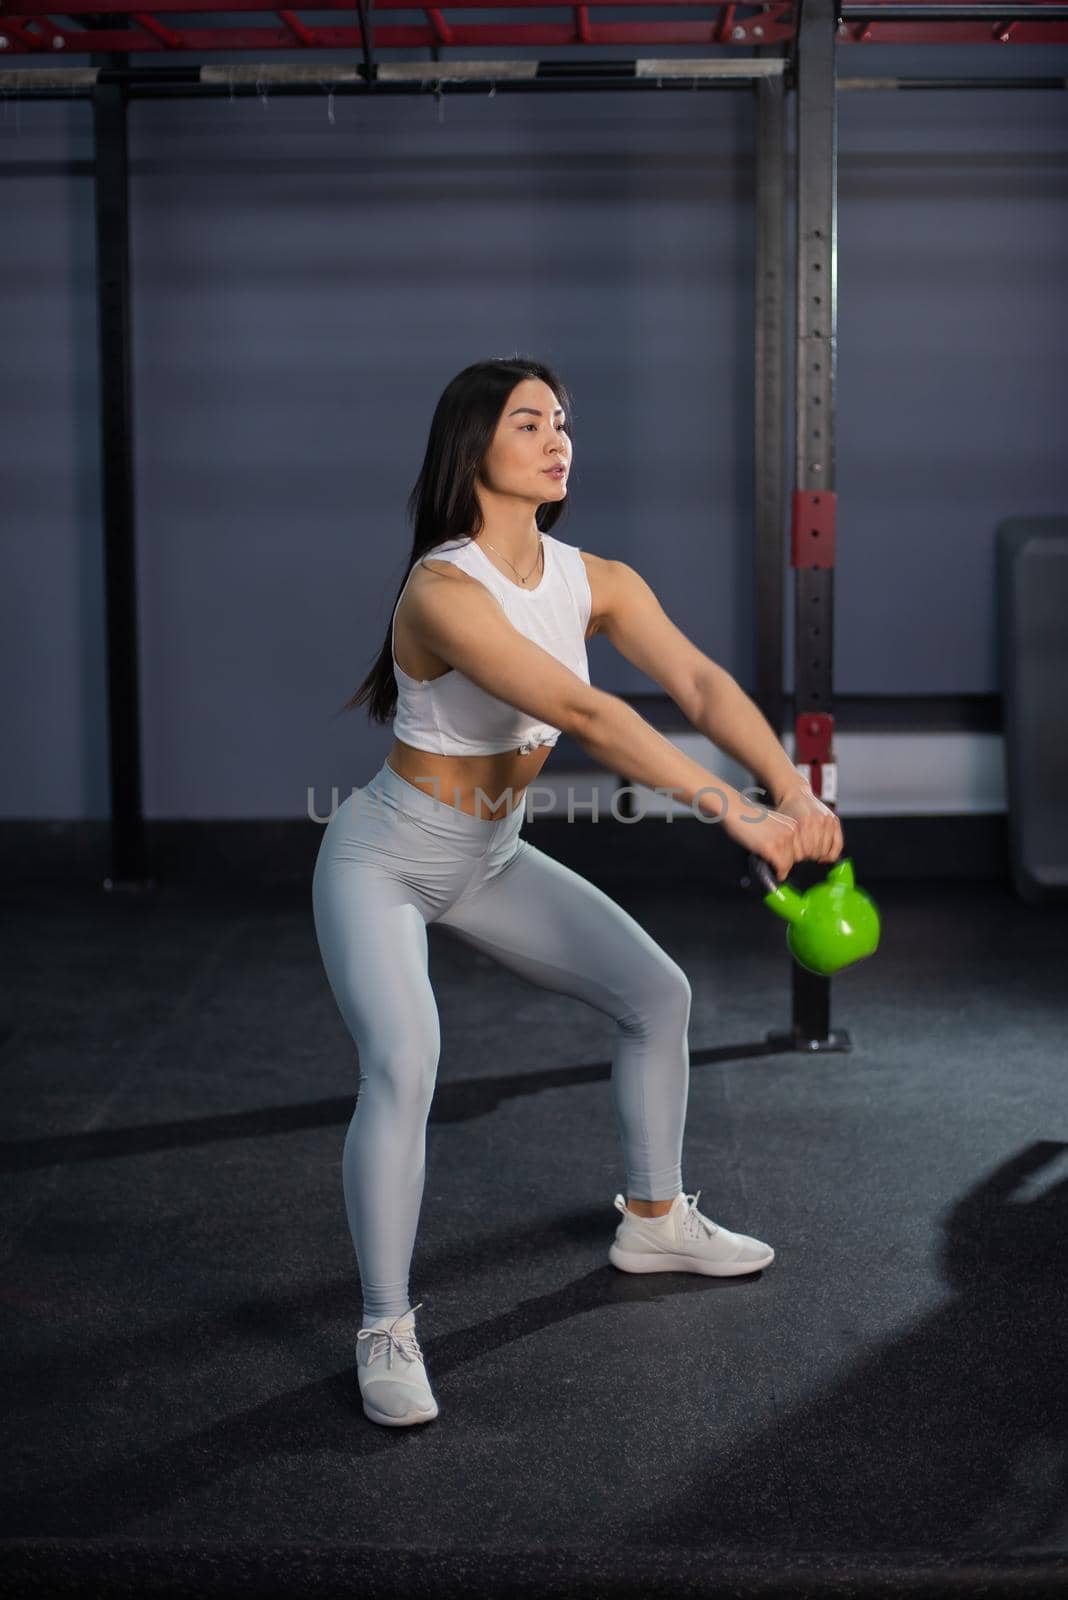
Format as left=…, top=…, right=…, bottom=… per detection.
left=746, top=852, right=781, bottom=896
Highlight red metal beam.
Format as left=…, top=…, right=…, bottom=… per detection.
left=3, top=0, right=1067, bottom=57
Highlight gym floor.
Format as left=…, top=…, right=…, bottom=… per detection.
left=1, top=871, right=1066, bottom=1597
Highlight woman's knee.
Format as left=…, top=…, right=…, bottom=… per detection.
left=358, top=1039, right=440, bottom=1117
left=620, top=957, right=692, bottom=1030
left=657, top=961, right=692, bottom=1018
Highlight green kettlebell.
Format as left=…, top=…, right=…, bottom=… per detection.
left=746, top=855, right=881, bottom=976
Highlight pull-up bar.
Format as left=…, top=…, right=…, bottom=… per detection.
left=1, top=62, right=1065, bottom=98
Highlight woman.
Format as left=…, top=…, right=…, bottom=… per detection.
left=313, top=357, right=843, bottom=1429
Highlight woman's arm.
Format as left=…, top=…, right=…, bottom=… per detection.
left=575, top=691, right=805, bottom=880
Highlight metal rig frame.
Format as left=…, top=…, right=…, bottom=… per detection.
left=2, top=1, right=1065, bottom=1052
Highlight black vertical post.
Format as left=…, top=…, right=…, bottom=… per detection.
left=753, top=71, right=787, bottom=774
left=92, top=44, right=152, bottom=891
left=781, top=0, right=849, bottom=1051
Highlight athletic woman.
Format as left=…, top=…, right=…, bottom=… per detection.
left=312, top=357, right=843, bottom=1428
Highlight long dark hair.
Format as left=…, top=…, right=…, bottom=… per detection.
left=338, top=356, right=574, bottom=723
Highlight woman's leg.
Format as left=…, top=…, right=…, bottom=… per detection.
left=436, top=841, right=692, bottom=1201
left=312, top=849, right=441, bottom=1322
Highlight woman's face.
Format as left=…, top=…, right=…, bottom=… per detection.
left=479, top=378, right=571, bottom=503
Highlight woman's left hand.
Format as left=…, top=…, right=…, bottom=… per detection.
left=773, top=785, right=844, bottom=865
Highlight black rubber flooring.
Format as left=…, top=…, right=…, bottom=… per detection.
left=1, top=873, right=1066, bottom=1598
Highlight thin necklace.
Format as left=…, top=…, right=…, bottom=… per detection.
left=481, top=533, right=543, bottom=587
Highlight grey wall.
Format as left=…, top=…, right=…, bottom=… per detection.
left=1, top=43, right=1065, bottom=820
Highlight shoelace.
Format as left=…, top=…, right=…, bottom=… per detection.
left=356, top=1301, right=426, bottom=1368
left=628, top=1191, right=719, bottom=1240
left=680, top=1191, right=719, bottom=1241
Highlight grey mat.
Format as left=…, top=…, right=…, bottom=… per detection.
left=1, top=877, right=1065, bottom=1595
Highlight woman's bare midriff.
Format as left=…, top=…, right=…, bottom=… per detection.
left=387, top=549, right=602, bottom=822
left=387, top=739, right=552, bottom=821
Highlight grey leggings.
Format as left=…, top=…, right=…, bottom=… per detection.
left=311, top=758, right=692, bottom=1321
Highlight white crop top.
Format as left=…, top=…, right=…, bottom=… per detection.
left=391, top=531, right=593, bottom=757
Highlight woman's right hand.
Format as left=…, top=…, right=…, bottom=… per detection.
left=719, top=795, right=801, bottom=883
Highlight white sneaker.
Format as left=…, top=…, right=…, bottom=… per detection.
left=356, top=1303, right=439, bottom=1427
left=608, top=1191, right=775, bottom=1277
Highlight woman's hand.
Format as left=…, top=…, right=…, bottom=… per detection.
left=773, top=784, right=844, bottom=866
left=720, top=800, right=801, bottom=884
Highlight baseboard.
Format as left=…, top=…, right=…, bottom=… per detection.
left=0, top=811, right=1010, bottom=891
